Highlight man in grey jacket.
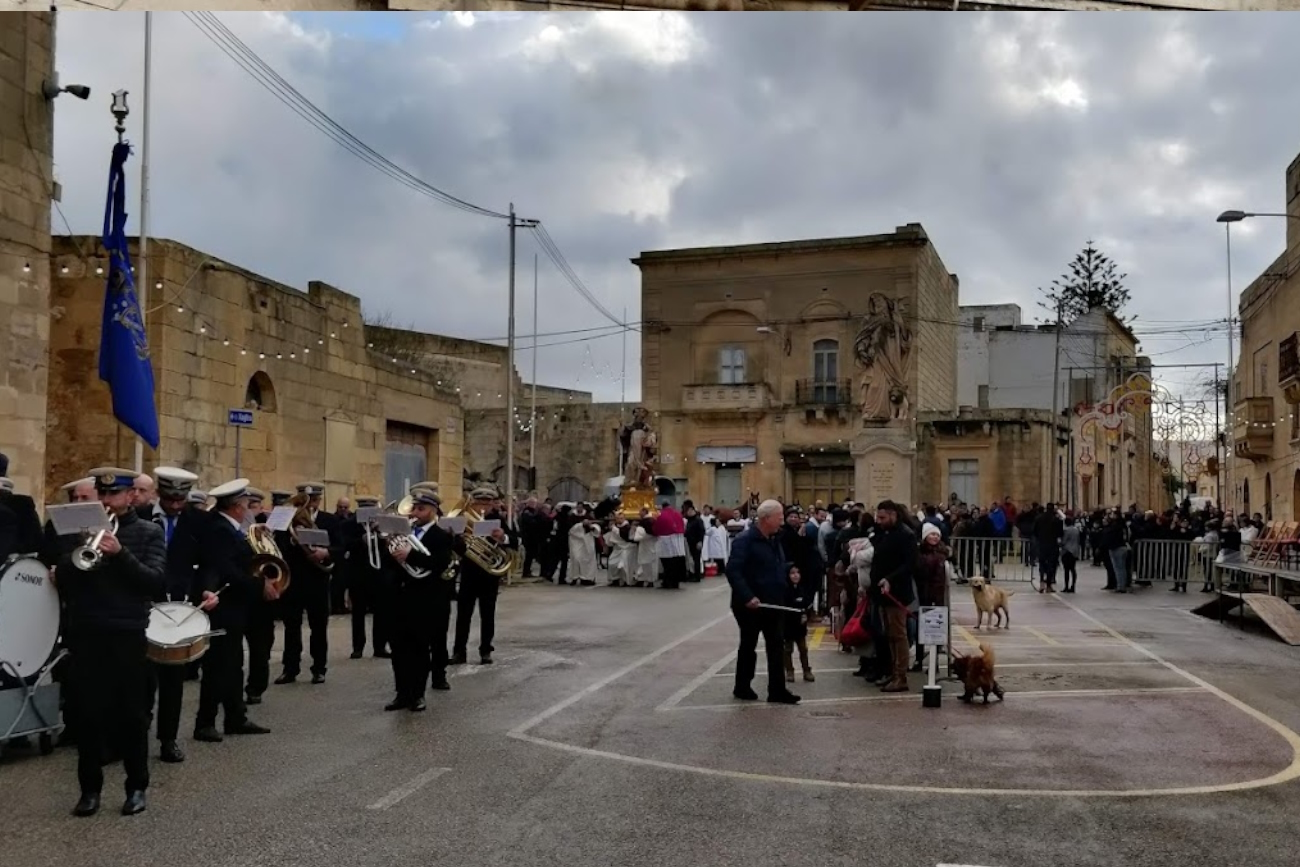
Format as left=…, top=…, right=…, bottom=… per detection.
left=725, top=499, right=800, bottom=705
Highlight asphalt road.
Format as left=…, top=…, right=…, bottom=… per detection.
left=4, top=566, right=1300, bottom=867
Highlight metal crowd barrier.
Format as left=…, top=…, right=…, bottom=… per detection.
left=1130, top=539, right=1220, bottom=587
left=949, top=536, right=1035, bottom=583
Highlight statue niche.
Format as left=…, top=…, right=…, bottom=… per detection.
left=853, top=293, right=913, bottom=422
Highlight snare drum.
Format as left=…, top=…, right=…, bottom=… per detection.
left=0, top=555, right=61, bottom=682
left=146, top=602, right=221, bottom=665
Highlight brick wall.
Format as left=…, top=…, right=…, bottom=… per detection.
left=0, top=13, right=53, bottom=503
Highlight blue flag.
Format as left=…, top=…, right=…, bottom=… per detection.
left=98, top=141, right=160, bottom=449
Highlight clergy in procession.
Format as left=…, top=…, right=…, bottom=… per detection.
left=144, top=466, right=206, bottom=764
left=60, top=468, right=166, bottom=817
left=194, top=479, right=271, bottom=743
left=383, top=489, right=455, bottom=711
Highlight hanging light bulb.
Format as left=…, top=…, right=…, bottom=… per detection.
left=240, top=349, right=247, bottom=355
left=60, top=265, right=69, bottom=274
left=259, top=352, right=266, bottom=360
left=319, top=339, right=325, bottom=345
left=289, top=352, right=296, bottom=359
left=154, top=281, right=162, bottom=290
left=331, top=332, right=337, bottom=338
left=95, top=266, right=103, bottom=276
left=199, top=325, right=207, bottom=334
left=176, top=305, right=184, bottom=313
left=22, top=262, right=31, bottom=273
left=303, top=347, right=310, bottom=354
left=223, top=339, right=230, bottom=346
left=276, top=353, right=283, bottom=360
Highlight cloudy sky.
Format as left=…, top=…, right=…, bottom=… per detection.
left=49, top=10, right=1300, bottom=402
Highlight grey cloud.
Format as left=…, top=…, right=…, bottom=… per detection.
left=49, top=10, right=1300, bottom=402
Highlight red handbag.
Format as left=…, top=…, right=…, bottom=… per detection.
left=839, top=597, right=872, bottom=646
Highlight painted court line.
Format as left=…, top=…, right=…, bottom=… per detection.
left=808, top=626, right=826, bottom=650
left=1026, top=627, right=1061, bottom=646
left=664, top=686, right=1207, bottom=713
left=507, top=598, right=1300, bottom=797
left=367, top=767, right=451, bottom=810
left=656, top=647, right=738, bottom=712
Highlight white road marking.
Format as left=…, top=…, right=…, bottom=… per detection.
left=664, top=686, right=1207, bottom=713
left=657, top=648, right=739, bottom=711
left=702, top=584, right=731, bottom=594
left=707, top=661, right=1164, bottom=677
left=507, top=611, right=733, bottom=737
left=366, top=767, right=451, bottom=810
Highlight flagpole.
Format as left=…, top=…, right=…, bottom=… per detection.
left=528, top=252, right=538, bottom=483
left=133, top=10, right=153, bottom=473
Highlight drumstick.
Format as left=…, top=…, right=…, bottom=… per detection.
left=177, top=584, right=228, bottom=626
left=153, top=605, right=180, bottom=625
left=757, top=603, right=805, bottom=614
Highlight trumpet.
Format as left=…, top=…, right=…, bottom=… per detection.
left=72, top=506, right=119, bottom=571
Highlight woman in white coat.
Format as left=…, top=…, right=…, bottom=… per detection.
left=567, top=507, right=600, bottom=586
left=703, top=516, right=729, bottom=572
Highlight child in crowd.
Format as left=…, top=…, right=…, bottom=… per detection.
left=784, top=566, right=815, bottom=683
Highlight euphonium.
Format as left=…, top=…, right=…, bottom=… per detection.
left=388, top=531, right=432, bottom=579
left=365, top=519, right=383, bottom=570
left=72, top=505, right=119, bottom=571
left=248, top=523, right=291, bottom=594
left=443, top=499, right=515, bottom=579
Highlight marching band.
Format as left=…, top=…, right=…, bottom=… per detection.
left=0, top=464, right=517, bottom=818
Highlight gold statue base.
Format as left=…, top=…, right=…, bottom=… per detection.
left=618, top=487, right=658, bottom=519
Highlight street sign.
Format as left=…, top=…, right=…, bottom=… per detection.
left=919, top=606, right=949, bottom=646
left=228, top=409, right=254, bottom=426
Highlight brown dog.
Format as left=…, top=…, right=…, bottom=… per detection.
left=969, top=575, right=1012, bottom=629
left=952, top=643, right=1005, bottom=704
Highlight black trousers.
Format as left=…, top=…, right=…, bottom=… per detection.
left=1062, top=552, right=1078, bottom=590
left=389, top=588, right=449, bottom=701
left=197, top=629, right=247, bottom=731
left=330, top=569, right=350, bottom=615
left=281, top=581, right=330, bottom=677
left=521, top=542, right=541, bottom=577
left=245, top=601, right=276, bottom=698
left=731, top=605, right=786, bottom=698
left=150, top=661, right=185, bottom=743
left=71, top=630, right=151, bottom=795
left=350, top=571, right=390, bottom=655
left=454, top=576, right=498, bottom=657
left=661, top=556, right=687, bottom=589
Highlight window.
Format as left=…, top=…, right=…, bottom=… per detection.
left=812, top=339, right=839, bottom=402
left=948, top=459, right=979, bottom=508
left=385, top=422, right=429, bottom=504
left=791, top=466, right=853, bottom=507
left=548, top=476, right=589, bottom=504
left=719, top=346, right=746, bottom=384
left=244, top=371, right=276, bottom=412
left=973, top=316, right=985, bottom=333
left=1291, top=402, right=1299, bottom=441
left=977, top=384, right=989, bottom=409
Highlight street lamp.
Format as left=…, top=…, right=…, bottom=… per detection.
left=1214, top=209, right=1300, bottom=512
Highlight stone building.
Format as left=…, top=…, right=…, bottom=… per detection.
left=46, top=237, right=465, bottom=505
left=634, top=224, right=959, bottom=509
left=916, top=408, right=1057, bottom=510
left=0, top=12, right=55, bottom=503
left=1230, top=149, right=1300, bottom=522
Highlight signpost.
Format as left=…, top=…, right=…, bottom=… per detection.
left=228, top=409, right=254, bottom=477
left=919, top=605, right=949, bottom=709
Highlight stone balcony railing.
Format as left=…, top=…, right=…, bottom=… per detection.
left=1232, top=396, right=1275, bottom=461
left=681, top=383, right=773, bottom=416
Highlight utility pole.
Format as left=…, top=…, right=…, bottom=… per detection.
left=1049, top=301, right=1063, bottom=504
left=1214, top=363, right=1223, bottom=506
left=506, top=205, right=538, bottom=527
left=528, top=252, right=538, bottom=487
left=1223, top=223, right=1235, bottom=512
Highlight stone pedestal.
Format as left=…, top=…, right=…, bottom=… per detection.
left=851, top=421, right=916, bottom=507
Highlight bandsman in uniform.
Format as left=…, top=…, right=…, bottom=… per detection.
left=0, top=470, right=42, bottom=561
left=452, top=486, right=517, bottom=666
left=40, top=476, right=96, bottom=748
left=276, top=482, right=336, bottom=686
left=142, top=466, right=206, bottom=764
left=383, top=489, right=455, bottom=711
left=242, top=487, right=277, bottom=705
left=344, top=494, right=390, bottom=659
left=59, top=468, right=167, bottom=817
left=193, top=479, right=271, bottom=743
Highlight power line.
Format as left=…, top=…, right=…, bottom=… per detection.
left=529, top=223, right=633, bottom=330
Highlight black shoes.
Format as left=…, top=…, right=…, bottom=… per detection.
left=160, top=740, right=185, bottom=763
left=374, top=651, right=392, bottom=659
left=193, top=727, right=224, bottom=743
left=274, top=673, right=297, bottom=685
left=410, top=698, right=427, bottom=712
left=226, top=720, right=271, bottom=736
left=451, top=653, right=467, bottom=665
left=431, top=678, right=451, bottom=691
left=480, top=655, right=493, bottom=665
left=384, top=697, right=410, bottom=712
left=121, top=790, right=147, bottom=816
left=245, top=694, right=263, bottom=705
left=311, top=673, right=326, bottom=685
left=732, top=688, right=759, bottom=701
left=767, top=692, right=801, bottom=704
left=72, top=793, right=101, bottom=817
left=350, top=650, right=363, bottom=659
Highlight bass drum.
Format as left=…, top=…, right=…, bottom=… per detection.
left=0, top=555, right=61, bottom=683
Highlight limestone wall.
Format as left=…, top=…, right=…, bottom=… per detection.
left=46, top=237, right=464, bottom=503
left=0, top=12, right=54, bottom=503
left=917, top=409, right=1055, bottom=510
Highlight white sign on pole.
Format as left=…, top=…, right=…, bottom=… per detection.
left=919, top=606, right=949, bottom=646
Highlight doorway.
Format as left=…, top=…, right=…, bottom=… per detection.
left=714, top=463, right=742, bottom=508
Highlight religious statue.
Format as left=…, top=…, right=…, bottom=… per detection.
left=853, top=293, right=913, bottom=422
left=619, top=407, right=658, bottom=490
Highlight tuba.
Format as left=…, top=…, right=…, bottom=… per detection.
left=443, top=498, right=516, bottom=579
left=72, top=505, right=119, bottom=571
left=248, top=523, right=291, bottom=594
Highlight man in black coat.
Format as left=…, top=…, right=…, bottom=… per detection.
left=385, top=489, right=456, bottom=711
left=243, top=488, right=279, bottom=705
left=868, top=501, right=918, bottom=693
left=344, top=495, right=390, bottom=659
left=193, top=479, right=271, bottom=744
left=725, top=499, right=799, bottom=705
left=60, top=468, right=167, bottom=818
left=276, top=482, right=337, bottom=685
left=452, top=488, right=516, bottom=666
left=0, top=474, right=43, bottom=562
left=141, top=466, right=205, bottom=764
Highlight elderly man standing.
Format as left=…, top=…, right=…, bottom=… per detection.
left=725, top=499, right=800, bottom=705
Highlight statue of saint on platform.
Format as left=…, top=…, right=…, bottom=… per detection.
left=853, top=293, right=913, bottom=422
left=619, top=407, right=658, bottom=489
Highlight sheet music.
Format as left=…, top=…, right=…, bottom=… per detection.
left=374, top=515, right=413, bottom=536
left=355, top=506, right=382, bottom=524
left=47, top=503, right=114, bottom=536
left=437, top=517, right=467, bottom=535
left=265, top=506, right=295, bottom=532
left=473, top=519, right=501, bottom=537
left=294, top=528, right=331, bottom=548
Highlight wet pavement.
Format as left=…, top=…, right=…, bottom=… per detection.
left=3, top=566, right=1300, bottom=867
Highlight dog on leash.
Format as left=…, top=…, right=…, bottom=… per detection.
left=969, top=575, right=1013, bottom=629
left=952, top=643, right=1005, bottom=704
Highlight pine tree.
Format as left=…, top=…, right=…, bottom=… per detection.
left=1039, top=241, right=1132, bottom=323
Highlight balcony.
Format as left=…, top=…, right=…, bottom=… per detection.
left=1232, top=396, right=1275, bottom=461
left=682, top=383, right=772, bottom=417
left=1280, top=333, right=1300, bottom=403
left=794, top=378, right=852, bottom=408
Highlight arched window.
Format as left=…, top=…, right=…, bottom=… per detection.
left=548, top=476, right=589, bottom=504
left=244, top=371, right=276, bottom=412
left=812, top=339, right=839, bottom=402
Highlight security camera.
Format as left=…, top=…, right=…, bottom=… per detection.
left=64, top=84, right=91, bottom=100
left=41, top=73, right=91, bottom=101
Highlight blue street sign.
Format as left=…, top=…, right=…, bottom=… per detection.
left=228, top=409, right=254, bottom=426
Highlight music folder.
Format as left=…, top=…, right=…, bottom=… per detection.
left=47, top=503, right=115, bottom=536
left=294, top=528, right=331, bottom=548
left=472, top=519, right=501, bottom=537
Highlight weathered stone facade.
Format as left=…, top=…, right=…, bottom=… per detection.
left=918, top=408, right=1056, bottom=511
left=1230, top=148, right=1300, bottom=521
left=0, top=12, right=54, bottom=503
left=635, top=225, right=959, bottom=508
left=46, top=237, right=465, bottom=504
